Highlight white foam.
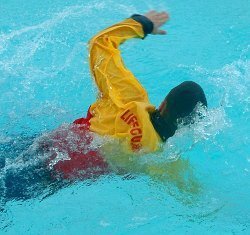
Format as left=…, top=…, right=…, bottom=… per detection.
left=0, top=3, right=105, bottom=51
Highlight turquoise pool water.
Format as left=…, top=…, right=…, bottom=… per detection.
left=0, top=0, right=249, bottom=234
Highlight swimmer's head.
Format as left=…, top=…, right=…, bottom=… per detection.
left=150, top=81, right=207, bottom=142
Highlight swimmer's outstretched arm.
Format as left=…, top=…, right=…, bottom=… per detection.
left=106, top=150, right=202, bottom=201
left=88, top=11, right=169, bottom=107
left=144, top=158, right=203, bottom=195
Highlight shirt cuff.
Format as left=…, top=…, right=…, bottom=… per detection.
left=131, top=14, right=154, bottom=37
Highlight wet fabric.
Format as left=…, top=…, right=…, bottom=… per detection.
left=49, top=110, right=109, bottom=179
left=88, top=18, right=161, bottom=152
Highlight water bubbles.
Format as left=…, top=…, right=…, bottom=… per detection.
left=191, top=105, right=229, bottom=141
left=211, top=60, right=250, bottom=109
left=0, top=134, right=12, bottom=144
left=47, top=149, right=70, bottom=170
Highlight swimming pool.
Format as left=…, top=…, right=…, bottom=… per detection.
left=0, top=0, right=249, bottom=234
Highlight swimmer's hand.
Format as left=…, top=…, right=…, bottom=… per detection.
left=144, top=10, right=169, bottom=35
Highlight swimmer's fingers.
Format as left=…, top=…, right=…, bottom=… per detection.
left=144, top=10, right=169, bottom=35
left=157, top=29, right=167, bottom=35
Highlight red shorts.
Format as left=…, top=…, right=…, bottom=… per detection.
left=48, top=108, right=108, bottom=179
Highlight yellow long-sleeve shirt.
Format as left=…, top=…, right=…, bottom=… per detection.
left=88, top=18, right=161, bottom=153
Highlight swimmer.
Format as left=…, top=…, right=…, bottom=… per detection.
left=51, top=10, right=207, bottom=178
left=1, top=11, right=208, bottom=202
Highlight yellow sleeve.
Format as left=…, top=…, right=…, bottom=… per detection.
left=89, top=18, right=150, bottom=108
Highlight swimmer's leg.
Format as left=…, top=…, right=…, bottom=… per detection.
left=0, top=135, right=59, bottom=202
left=4, top=163, right=53, bottom=201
